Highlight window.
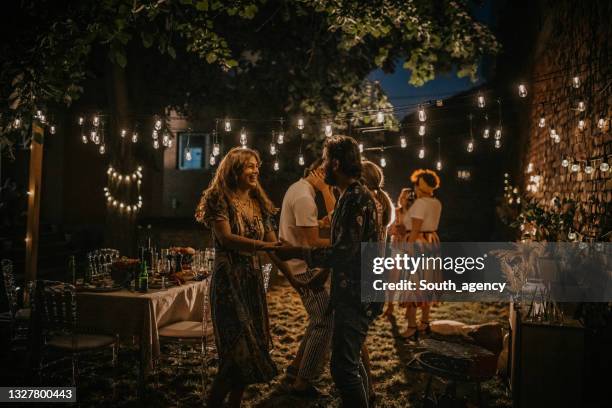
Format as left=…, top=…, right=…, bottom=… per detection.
left=178, top=132, right=212, bottom=170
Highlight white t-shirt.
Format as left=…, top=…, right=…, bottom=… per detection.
left=279, top=179, right=318, bottom=275
left=403, top=197, right=442, bottom=232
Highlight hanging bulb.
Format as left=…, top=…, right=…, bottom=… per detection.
left=577, top=101, right=585, bottom=112
left=494, top=128, right=502, bottom=140
left=185, top=148, right=192, bottom=162
left=78, top=117, right=84, bottom=126
left=516, top=197, right=521, bottom=204
left=568, top=231, right=577, bottom=241
left=572, top=76, right=580, bottom=88
left=379, top=155, right=387, bottom=168
left=358, top=142, right=364, bottom=153
left=324, top=123, right=333, bottom=137
left=240, top=128, right=247, bottom=147
left=152, top=130, right=158, bottom=140
left=90, top=130, right=97, bottom=142
left=600, top=162, right=610, bottom=172
left=400, top=135, right=407, bottom=148
left=418, top=147, right=425, bottom=159
left=121, top=129, right=127, bottom=138
left=93, top=115, right=100, bottom=127
left=483, top=128, right=490, bottom=139
left=538, top=117, right=546, bottom=128
left=270, top=143, right=277, bottom=155
left=132, top=132, right=138, bottom=143
left=13, top=118, right=21, bottom=128
left=209, top=154, right=216, bottom=166
left=297, top=117, right=305, bottom=130
left=598, top=118, right=607, bottom=129
left=578, top=119, right=585, bottom=131
left=81, top=134, right=88, bottom=144
left=376, top=111, right=385, bottom=124
left=570, top=163, right=580, bottom=172
left=549, top=126, right=557, bottom=138
left=477, top=94, right=485, bottom=108
left=154, top=119, right=162, bottom=130
left=277, top=131, right=284, bottom=144
left=153, top=139, right=160, bottom=149
left=213, top=143, right=220, bottom=156
left=273, top=159, right=280, bottom=171
left=50, top=125, right=56, bottom=134
left=99, top=144, right=106, bottom=155
left=518, top=84, right=527, bottom=98
left=467, top=141, right=474, bottom=153
left=298, top=154, right=305, bottom=166
left=584, top=164, right=594, bottom=174
left=553, top=134, right=560, bottom=144
left=436, top=160, right=442, bottom=171
left=418, top=105, right=426, bottom=122
left=561, top=158, right=569, bottom=168
left=167, top=138, right=173, bottom=148
left=494, top=140, right=501, bottom=149
left=162, top=133, right=170, bottom=147
left=418, top=125, right=426, bottom=136
left=224, top=119, right=231, bottom=132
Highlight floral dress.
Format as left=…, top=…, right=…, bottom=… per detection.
left=196, top=190, right=277, bottom=386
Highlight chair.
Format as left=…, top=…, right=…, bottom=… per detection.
left=87, top=249, right=120, bottom=280
left=32, top=280, right=118, bottom=385
left=1, top=259, right=31, bottom=343
left=156, top=277, right=212, bottom=396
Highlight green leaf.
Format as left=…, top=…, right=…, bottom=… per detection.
left=115, top=50, right=127, bottom=68
left=167, top=45, right=176, bottom=59
left=205, top=53, right=217, bottom=64
left=141, top=32, right=153, bottom=48
left=195, top=1, right=208, bottom=11
left=225, top=59, right=238, bottom=68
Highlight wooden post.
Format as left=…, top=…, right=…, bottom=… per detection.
left=25, top=123, right=44, bottom=286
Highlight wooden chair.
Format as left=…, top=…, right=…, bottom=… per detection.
left=32, top=280, right=118, bottom=385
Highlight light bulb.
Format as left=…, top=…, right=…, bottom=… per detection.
left=277, top=131, right=284, bottom=144
left=78, top=117, right=84, bottom=126
left=549, top=127, right=556, bottom=138
left=99, top=144, right=106, bottom=155
left=358, top=142, right=364, bottom=153
left=513, top=187, right=518, bottom=194
left=273, top=160, right=280, bottom=171
left=568, top=231, right=577, bottom=241
left=585, top=165, right=594, bottom=174
left=270, top=143, right=277, bottom=155
left=418, top=125, right=426, bottom=136
left=50, top=125, right=56, bottom=134
left=518, top=84, right=527, bottom=98
left=517, top=197, right=521, bottom=204
left=494, top=128, right=502, bottom=140
left=400, top=136, right=407, bottom=148
left=93, top=116, right=99, bottom=127
left=380, top=156, right=386, bottom=168
left=106, top=167, right=112, bottom=175
left=572, top=76, right=580, bottom=88
left=107, top=196, right=112, bottom=203
left=185, top=148, right=192, bottom=161
left=418, top=148, right=425, bottom=159
left=577, top=101, right=585, bottom=112
left=209, top=154, right=216, bottom=166
left=155, top=119, right=162, bottom=130
left=553, top=134, right=560, bottom=144
left=224, top=119, right=231, bottom=132
left=376, top=111, right=384, bottom=124
left=298, top=154, right=305, bottom=166
left=240, top=129, right=247, bottom=147
left=162, top=133, right=170, bottom=147
left=153, top=139, right=159, bottom=149
left=13, top=118, right=21, bottom=128
left=297, top=118, right=304, bottom=130
left=152, top=130, right=158, bottom=140
left=119, top=203, right=124, bottom=209
left=126, top=206, right=132, bottom=213
left=213, top=143, right=220, bottom=156
left=121, top=129, right=127, bottom=138
left=132, top=132, right=138, bottom=143
left=467, top=141, right=474, bottom=153
left=436, top=160, right=442, bottom=171
left=418, top=106, right=426, bottom=122
left=538, top=117, right=546, bottom=128
left=90, top=130, right=97, bottom=141
left=600, top=162, right=610, bottom=172
left=167, top=139, right=173, bottom=148
left=578, top=120, right=586, bottom=131
left=494, top=140, right=501, bottom=149
left=483, top=128, right=490, bottom=139
left=118, top=175, right=123, bottom=181
left=325, top=123, right=333, bottom=137
left=598, top=118, right=607, bottom=129
left=570, top=163, right=580, bottom=172
left=561, top=158, right=569, bottom=168
left=477, top=94, right=485, bottom=108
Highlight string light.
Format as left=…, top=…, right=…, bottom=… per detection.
left=467, top=113, right=474, bottom=153
left=578, top=119, right=585, bottom=131
left=273, top=159, right=280, bottom=171
left=600, top=162, right=610, bottom=172
left=185, top=147, right=192, bottom=162
left=494, top=128, right=502, bottom=140
left=153, top=139, right=160, bottom=149
left=418, top=147, right=425, bottom=159
left=380, top=155, right=387, bottom=168
left=598, top=117, right=607, bottom=129
left=224, top=119, right=231, bottom=132
left=376, top=111, right=385, bottom=124
left=572, top=76, right=580, bottom=88
left=13, top=117, right=21, bottom=128
left=477, top=93, right=485, bottom=108
left=577, top=101, right=586, bottom=112
left=436, top=138, right=442, bottom=170
left=400, top=135, right=407, bottom=148
left=584, top=163, right=594, bottom=174
left=570, top=163, right=580, bottom=172
left=358, top=142, right=364, bottom=153
left=93, top=115, right=100, bottom=127
left=553, top=134, right=560, bottom=144
left=561, top=158, right=569, bottom=168
left=121, top=129, right=127, bottom=138
left=277, top=131, right=285, bottom=144
left=81, top=134, right=88, bottom=144
left=154, top=119, right=162, bottom=131
left=298, top=154, right=305, bottom=166
left=270, top=143, right=277, bottom=155
left=325, top=122, right=333, bottom=137
left=467, top=141, right=474, bottom=153
left=209, top=154, right=216, bottom=166
left=538, top=116, right=546, bottom=128
left=152, top=130, right=158, bottom=140
left=78, top=117, right=84, bottom=126
left=494, top=139, right=501, bottom=149
left=297, top=117, right=305, bottom=130
left=483, top=128, right=490, bottom=139
left=162, top=132, right=171, bottom=147
left=132, top=132, right=138, bottom=143
left=418, top=105, right=426, bottom=122
left=418, top=124, right=426, bottom=136
left=518, top=84, right=527, bottom=98
left=240, top=128, right=248, bottom=148
left=213, top=143, right=220, bottom=156
left=50, top=125, right=56, bottom=134
left=99, top=144, right=106, bottom=155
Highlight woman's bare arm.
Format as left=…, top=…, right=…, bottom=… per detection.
left=212, top=219, right=276, bottom=252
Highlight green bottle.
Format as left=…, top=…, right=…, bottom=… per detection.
left=139, top=260, right=149, bottom=292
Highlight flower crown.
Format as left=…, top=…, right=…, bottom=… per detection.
left=410, top=169, right=441, bottom=189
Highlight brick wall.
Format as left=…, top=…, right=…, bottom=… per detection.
left=522, top=0, right=612, bottom=240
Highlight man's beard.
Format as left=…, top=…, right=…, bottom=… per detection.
left=324, top=164, right=337, bottom=186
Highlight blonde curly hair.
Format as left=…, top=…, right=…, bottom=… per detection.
left=410, top=169, right=441, bottom=194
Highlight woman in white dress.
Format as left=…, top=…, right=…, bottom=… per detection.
left=400, top=169, right=442, bottom=340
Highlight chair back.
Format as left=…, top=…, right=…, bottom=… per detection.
left=33, top=280, right=77, bottom=340
left=87, top=249, right=120, bottom=279
left=2, top=259, right=18, bottom=317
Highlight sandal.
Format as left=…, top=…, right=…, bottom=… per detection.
left=400, top=326, right=419, bottom=341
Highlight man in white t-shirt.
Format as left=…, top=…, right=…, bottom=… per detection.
left=278, top=160, right=335, bottom=396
